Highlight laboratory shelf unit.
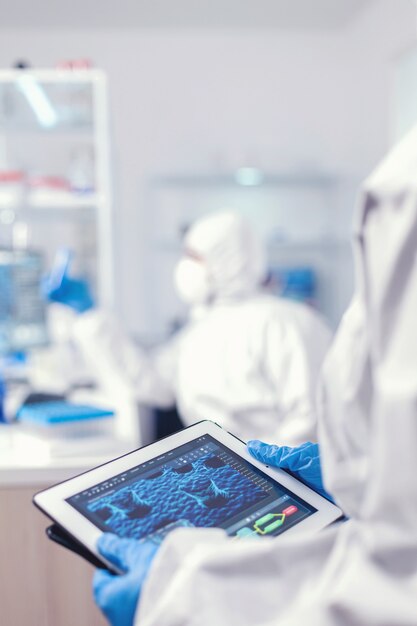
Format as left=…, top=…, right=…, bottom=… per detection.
left=0, top=68, right=115, bottom=308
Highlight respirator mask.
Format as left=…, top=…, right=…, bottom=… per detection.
left=174, top=257, right=212, bottom=305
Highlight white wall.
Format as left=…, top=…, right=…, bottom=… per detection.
left=0, top=0, right=415, bottom=333
left=393, top=44, right=417, bottom=141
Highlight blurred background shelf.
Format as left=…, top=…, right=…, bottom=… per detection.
left=150, top=172, right=339, bottom=189
left=0, top=191, right=103, bottom=210
left=0, top=68, right=114, bottom=308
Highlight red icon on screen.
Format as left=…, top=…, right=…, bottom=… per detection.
left=282, top=505, right=298, bottom=516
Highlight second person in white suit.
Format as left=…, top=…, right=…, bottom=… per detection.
left=46, top=211, right=332, bottom=445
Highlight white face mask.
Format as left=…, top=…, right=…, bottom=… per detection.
left=174, top=257, right=212, bottom=305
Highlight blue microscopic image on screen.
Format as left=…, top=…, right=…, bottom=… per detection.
left=86, top=453, right=266, bottom=539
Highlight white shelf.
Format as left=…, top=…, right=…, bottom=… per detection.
left=31, top=191, right=102, bottom=209
left=0, top=68, right=106, bottom=84
left=153, top=237, right=350, bottom=254
left=0, top=124, right=94, bottom=136
left=0, top=190, right=103, bottom=211
left=150, top=172, right=339, bottom=189
left=268, top=238, right=350, bottom=252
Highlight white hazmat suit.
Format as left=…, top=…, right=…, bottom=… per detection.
left=132, top=129, right=417, bottom=626
left=73, top=212, right=332, bottom=445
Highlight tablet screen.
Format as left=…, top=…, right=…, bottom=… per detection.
left=67, top=435, right=317, bottom=543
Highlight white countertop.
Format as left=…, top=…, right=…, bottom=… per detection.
left=0, top=423, right=138, bottom=487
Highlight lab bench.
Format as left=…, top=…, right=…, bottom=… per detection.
left=0, top=425, right=136, bottom=626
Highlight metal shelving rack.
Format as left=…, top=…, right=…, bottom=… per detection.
left=0, top=68, right=114, bottom=308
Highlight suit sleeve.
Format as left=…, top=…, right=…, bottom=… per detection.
left=72, top=310, right=178, bottom=408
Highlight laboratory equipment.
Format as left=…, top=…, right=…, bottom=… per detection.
left=17, top=399, right=114, bottom=427
left=16, top=399, right=116, bottom=458
left=0, top=248, right=48, bottom=354
left=267, top=266, right=316, bottom=305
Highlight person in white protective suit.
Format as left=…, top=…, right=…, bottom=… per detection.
left=92, top=127, right=417, bottom=626
left=46, top=211, right=332, bottom=446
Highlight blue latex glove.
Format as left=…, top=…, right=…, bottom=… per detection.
left=45, top=274, right=94, bottom=313
left=247, top=440, right=332, bottom=501
left=93, top=533, right=159, bottom=626
left=42, top=250, right=94, bottom=314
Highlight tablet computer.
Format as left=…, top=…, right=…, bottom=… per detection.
left=34, top=421, right=342, bottom=573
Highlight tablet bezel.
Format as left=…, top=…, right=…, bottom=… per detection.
left=34, top=420, right=342, bottom=571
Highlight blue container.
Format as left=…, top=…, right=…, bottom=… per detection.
left=269, top=266, right=316, bottom=304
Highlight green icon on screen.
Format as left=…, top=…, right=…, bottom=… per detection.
left=253, top=513, right=286, bottom=535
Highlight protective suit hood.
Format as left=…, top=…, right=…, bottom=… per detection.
left=183, top=211, right=267, bottom=300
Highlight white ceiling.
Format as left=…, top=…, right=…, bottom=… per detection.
left=0, top=0, right=376, bottom=30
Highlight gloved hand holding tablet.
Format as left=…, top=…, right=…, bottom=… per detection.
left=34, top=421, right=342, bottom=574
